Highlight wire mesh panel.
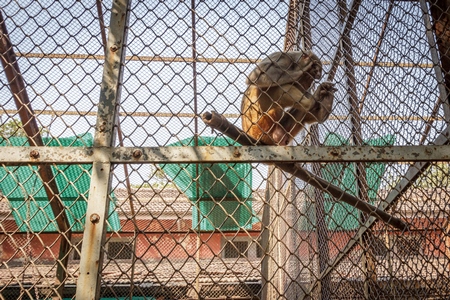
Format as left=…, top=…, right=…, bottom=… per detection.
left=0, top=0, right=450, bottom=299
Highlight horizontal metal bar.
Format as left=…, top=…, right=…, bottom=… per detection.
left=1, top=109, right=445, bottom=122
left=15, top=52, right=434, bottom=68
left=0, top=145, right=449, bottom=165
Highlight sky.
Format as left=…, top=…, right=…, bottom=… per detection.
left=0, top=0, right=446, bottom=188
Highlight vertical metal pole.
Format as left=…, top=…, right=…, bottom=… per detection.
left=307, top=0, right=361, bottom=297
left=261, top=2, right=309, bottom=298
left=337, top=1, right=375, bottom=297
left=297, top=0, right=332, bottom=297
left=327, top=0, right=362, bottom=83
left=96, top=3, right=138, bottom=297
left=284, top=0, right=302, bottom=51
left=190, top=1, right=203, bottom=299
left=358, top=0, right=394, bottom=114
left=76, top=0, right=131, bottom=299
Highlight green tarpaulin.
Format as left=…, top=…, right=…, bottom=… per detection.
left=299, top=133, right=395, bottom=231
left=161, top=136, right=255, bottom=231
left=0, top=133, right=120, bottom=232
left=320, top=133, right=395, bottom=230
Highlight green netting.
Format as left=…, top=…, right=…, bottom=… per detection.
left=161, top=136, right=254, bottom=231
left=299, top=133, right=395, bottom=231
left=320, top=133, right=396, bottom=230
left=0, top=133, right=120, bottom=232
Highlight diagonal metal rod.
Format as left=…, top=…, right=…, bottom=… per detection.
left=313, top=125, right=450, bottom=292
left=76, top=0, right=131, bottom=298
left=0, top=11, right=71, bottom=299
left=316, top=1, right=450, bottom=289
left=327, top=0, right=362, bottom=82
left=202, top=111, right=408, bottom=231
left=420, top=0, right=450, bottom=121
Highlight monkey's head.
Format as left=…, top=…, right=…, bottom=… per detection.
left=302, top=50, right=322, bottom=81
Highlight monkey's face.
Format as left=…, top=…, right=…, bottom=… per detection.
left=303, top=51, right=322, bottom=80
left=295, top=51, right=322, bottom=90
left=309, top=59, right=322, bottom=80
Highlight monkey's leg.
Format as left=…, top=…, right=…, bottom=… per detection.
left=257, top=108, right=285, bottom=145
left=272, top=108, right=308, bottom=145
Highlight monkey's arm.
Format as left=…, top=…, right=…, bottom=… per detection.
left=272, top=82, right=337, bottom=145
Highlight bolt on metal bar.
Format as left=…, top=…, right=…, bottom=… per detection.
left=75, top=0, right=131, bottom=299
left=2, top=145, right=450, bottom=165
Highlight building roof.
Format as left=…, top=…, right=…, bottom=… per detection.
left=113, top=188, right=264, bottom=220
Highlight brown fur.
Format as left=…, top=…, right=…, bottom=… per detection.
left=241, top=51, right=336, bottom=145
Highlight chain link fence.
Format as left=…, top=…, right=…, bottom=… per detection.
left=0, top=0, right=449, bottom=299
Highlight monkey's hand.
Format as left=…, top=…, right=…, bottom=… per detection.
left=306, top=82, right=337, bottom=124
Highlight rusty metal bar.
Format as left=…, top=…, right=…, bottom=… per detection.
left=300, top=0, right=312, bottom=50
left=76, top=0, right=131, bottom=298
left=96, top=0, right=108, bottom=52
left=0, top=11, right=71, bottom=299
left=284, top=0, right=303, bottom=51
left=339, top=0, right=376, bottom=296
left=13, top=51, right=437, bottom=68
left=327, top=0, right=362, bottom=82
left=201, top=111, right=408, bottom=231
left=3, top=109, right=444, bottom=122
left=1, top=145, right=449, bottom=164
left=421, top=0, right=450, bottom=121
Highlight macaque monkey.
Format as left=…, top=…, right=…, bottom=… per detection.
left=241, top=51, right=336, bottom=145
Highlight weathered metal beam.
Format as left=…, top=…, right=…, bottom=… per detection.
left=0, top=11, right=71, bottom=299
left=76, top=0, right=131, bottom=299
left=327, top=0, right=362, bottom=82
left=2, top=144, right=450, bottom=165
left=1, top=144, right=450, bottom=165
left=1, top=108, right=446, bottom=122
left=12, top=51, right=437, bottom=68
left=420, top=0, right=450, bottom=120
